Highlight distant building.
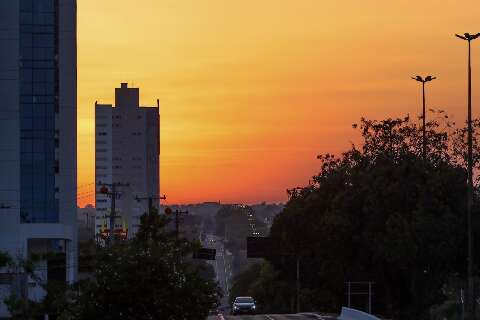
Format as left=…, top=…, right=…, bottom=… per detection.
left=95, top=83, right=160, bottom=238
left=77, top=205, right=96, bottom=242
left=0, top=0, right=77, bottom=317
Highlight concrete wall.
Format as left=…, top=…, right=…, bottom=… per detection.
left=58, top=0, right=78, bottom=285
left=95, top=104, right=113, bottom=235
left=95, top=84, right=160, bottom=238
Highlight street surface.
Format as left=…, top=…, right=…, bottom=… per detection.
left=204, top=234, right=230, bottom=306
left=207, top=315, right=324, bottom=320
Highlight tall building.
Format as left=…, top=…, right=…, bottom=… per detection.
left=77, top=204, right=96, bottom=242
left=95, top=83, right=160, bottom=238
left=0, top=0, right=77, bottom=316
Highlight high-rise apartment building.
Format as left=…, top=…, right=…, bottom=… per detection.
left=95, top=83, right=159, bottom=238
left=0, top=0, right=77, bottom=316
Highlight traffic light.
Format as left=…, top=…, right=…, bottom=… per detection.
left=193, top=248, right=216, bottom=260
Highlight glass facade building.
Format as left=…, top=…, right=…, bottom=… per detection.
left=19, top=0, right=58, bottom=223
left=0, top=1, right=77, bottom=315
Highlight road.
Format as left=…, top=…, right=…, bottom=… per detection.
left=207, top=314, right=323, bottom=320
left=204, top=234, right=230, bottom=306
left=215, top=241, right=228, bottom=305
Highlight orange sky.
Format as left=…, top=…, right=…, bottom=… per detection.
left=77, top=0, right=480, bottom=207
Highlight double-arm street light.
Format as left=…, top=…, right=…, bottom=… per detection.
left=411, top=75, right=436, bottom=159
left=456, top=32, right=480, bottom=320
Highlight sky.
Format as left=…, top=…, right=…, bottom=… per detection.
left=77, top=0, right=480, bottom=207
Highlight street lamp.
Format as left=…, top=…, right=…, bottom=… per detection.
left=411, top=75, right=436, bottom=159
left=456, top=32, right=480, bottom=320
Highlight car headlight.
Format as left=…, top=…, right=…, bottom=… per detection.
left=252, top=305, right=256, bottom=310
left=233, top=306, right=238, bottom=310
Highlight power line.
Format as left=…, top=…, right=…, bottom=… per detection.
left=77, top=182, right=96, bottom=188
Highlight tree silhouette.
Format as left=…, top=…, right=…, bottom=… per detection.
left=268, top=115, right=478, bottom=319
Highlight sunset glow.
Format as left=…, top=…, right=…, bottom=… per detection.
left=78, top=0, right=480, bottom=206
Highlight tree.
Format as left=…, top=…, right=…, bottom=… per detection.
left=268, top=115, right=476, bottom=319
left=0, top=251, right=44, bottom=320
left=2, top=212, right=220, bottom=320
left=54, top=208, right=220, bottom=320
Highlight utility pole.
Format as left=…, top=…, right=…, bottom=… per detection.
left=98, top=182, right=129, bottom=245
left=164, top=208, right=189, bottom=241
left=174, top=210, right=188, bottom=241
left=411, top=75, right=436, bottom=160
left=135, top=194, right=166, bottom=214
left=456, top=32, right=480, bottom=320
left=296, top=255, right=301, bottom=313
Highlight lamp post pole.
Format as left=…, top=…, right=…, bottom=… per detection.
left=456, top=32, right=480, bottom=320
left=411, top=75, right=436, bottom=160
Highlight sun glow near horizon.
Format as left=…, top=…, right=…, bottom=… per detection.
left=77, top=0, right=480, bottom=207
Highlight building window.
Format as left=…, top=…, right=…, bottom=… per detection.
left=19, top=0, right=59, bottom=224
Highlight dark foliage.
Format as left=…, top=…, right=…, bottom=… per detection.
left=268, top=115, right=478, bottom=319
left=61, top=209, right=221, bottom=320
left=4, top=209, right=220, bottom=320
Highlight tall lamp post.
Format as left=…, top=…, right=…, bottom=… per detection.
left=456, top=32, right=480, bottom=320
left=411, top=75, right=436, bottom=159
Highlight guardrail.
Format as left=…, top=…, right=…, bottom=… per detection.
left=338, top=307, right=380, bottom=320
